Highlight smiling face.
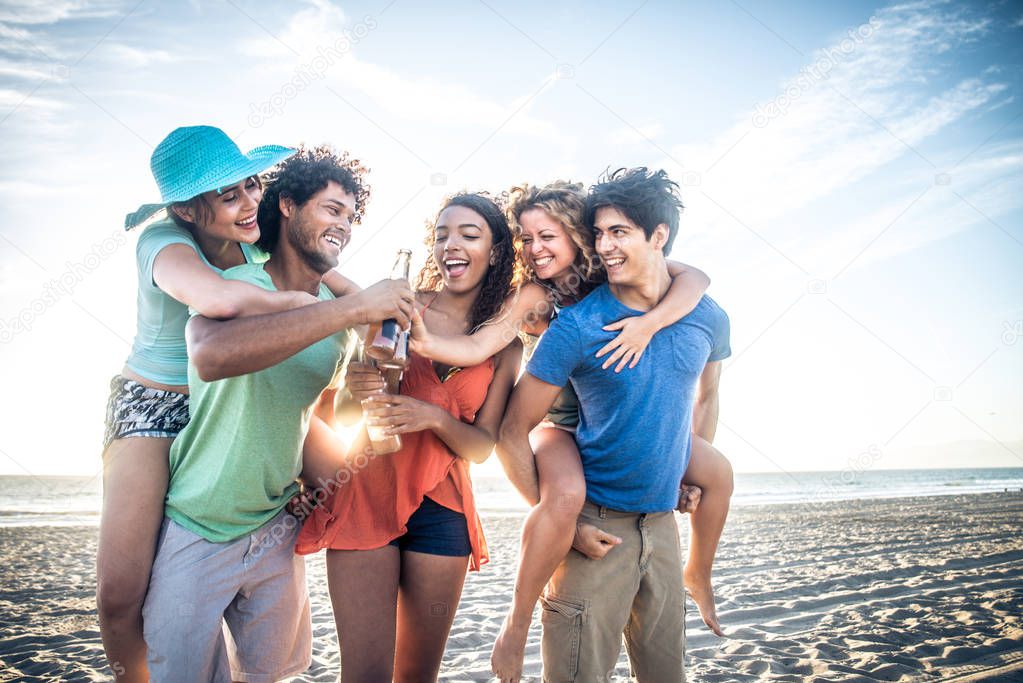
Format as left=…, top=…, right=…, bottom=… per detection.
left=518, top=207, right=579, bottom=285
left=284, top=180, right=356, bottom=274
left=593, top=206, right=668, bottom=287
left=432, top=205, right=495, bottom=295
left=179, top=176, right=263, bottom=243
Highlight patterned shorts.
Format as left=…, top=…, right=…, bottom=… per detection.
left=103, top=375, right=190, bottom=450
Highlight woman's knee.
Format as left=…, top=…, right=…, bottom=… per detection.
left=718, top=454, right=735, bottom=496
left=535, top=431, right=586, bottom=516
left=688, top=438, right=735, bottom=497
left=539, top=474, right=586, bottom=520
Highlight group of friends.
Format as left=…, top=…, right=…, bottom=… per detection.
left=96, top=125, right=733, bottom=682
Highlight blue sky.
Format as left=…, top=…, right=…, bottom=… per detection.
left=0, top=0, right=1020, bottom=477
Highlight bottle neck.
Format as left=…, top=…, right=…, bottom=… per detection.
left=392, top=251, right=412, bottom=280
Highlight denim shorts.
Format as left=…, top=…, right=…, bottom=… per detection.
left=389, top=496, right=471, bottom=557
left=103, top=375, right=189, bottom=449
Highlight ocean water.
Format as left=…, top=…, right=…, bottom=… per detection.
left=2, top=467, right=1022, bottom=527
left=474, top=466, right=1023, bottom=514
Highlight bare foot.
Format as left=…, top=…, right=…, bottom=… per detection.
left=677, top=484, right=702, bottom=514
left=684, top=564, right=724, bottom=636
left=491, top=616, right=529, bottom=682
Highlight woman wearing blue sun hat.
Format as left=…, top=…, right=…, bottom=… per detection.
left=96, top=125, right=359, bottom=682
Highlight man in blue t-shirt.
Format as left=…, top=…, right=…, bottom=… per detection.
left=497, top=167, right=730, bottom=681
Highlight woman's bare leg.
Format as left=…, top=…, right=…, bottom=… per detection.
left=326, top=546, right=401, bottom=682
left=681, top=435, right=733, bottom=636
left=393, top=550, right=469, bottom=682
left=491, top=427, right=585, bottom=682
left=96, top=436, right=171, bottom=682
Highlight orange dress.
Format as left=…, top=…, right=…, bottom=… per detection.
left=296, top=351, right=493, bottom=571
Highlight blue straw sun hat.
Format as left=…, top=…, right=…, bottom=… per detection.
left=124, top=125, right=295, bottom=230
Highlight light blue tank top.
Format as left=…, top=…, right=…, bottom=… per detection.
left=124, top=220, right=265, bottom=385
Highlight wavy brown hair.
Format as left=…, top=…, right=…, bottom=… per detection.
left=506, top=181, right=605, bottom=299
left=414, top=192, right=522, bottom=332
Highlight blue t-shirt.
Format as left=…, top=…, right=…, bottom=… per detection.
left=527, top=285, right=731, bottom=512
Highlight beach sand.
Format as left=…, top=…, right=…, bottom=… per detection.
left=2, top=492, right=1021, bottom=681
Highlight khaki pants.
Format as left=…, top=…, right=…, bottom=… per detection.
left=540, top=501, right=685, bottom=682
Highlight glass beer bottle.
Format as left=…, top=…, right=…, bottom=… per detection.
left=366, top=249, right=413, bottom=362
left=362, top=389, right=402, bottom=455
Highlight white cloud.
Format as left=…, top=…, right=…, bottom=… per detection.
left=237, top=0, right=347, bottom=58
left=98, top=43, right=180, bottom=68
left=0, top=87, right=65, bottom=111
left=811, top=141, right=1023, bottom=275
left=666, top=0, right=1018, bottom=275
left=327, top=56, right=559, bottom=137
left=0, top=22, right=50, bottom=58
left=0, top=60, right=53, bottom=81
left=237, top=0, right=560, bottom=140
left=0, top=0, right=122, bottom=25
left=609, top=122, right=664, bottom=146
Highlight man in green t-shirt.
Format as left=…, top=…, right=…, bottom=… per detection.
left=142, top=148, right=414, bottom=682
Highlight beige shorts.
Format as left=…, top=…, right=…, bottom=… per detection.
left=142, top=509, right=312, bottom=682
left=541, top=501, right=685, bottom=682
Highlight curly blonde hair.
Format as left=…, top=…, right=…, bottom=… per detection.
left=506, top=181, right=605, bottom=297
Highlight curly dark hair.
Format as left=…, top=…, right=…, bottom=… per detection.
left=256, top=145, right=369, bottom=253
left=414, top=192, right=522, bottom=332
left=585, top=167, right=684, bottom=254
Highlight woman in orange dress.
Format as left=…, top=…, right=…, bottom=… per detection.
left=296, top=193, right=522, bottom=682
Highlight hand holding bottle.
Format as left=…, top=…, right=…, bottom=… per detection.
left=345, top=361, right=386, bottom=401
left=352, top=279, right=414, bottom=329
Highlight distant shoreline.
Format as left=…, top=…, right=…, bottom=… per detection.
left=2, top=488, right=1022, bottom=528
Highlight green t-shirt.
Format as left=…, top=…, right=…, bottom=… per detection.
left=165, top=262, right=349, bottom=542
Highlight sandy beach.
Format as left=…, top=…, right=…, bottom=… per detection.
left=2, top=491, right=1021, bottom=682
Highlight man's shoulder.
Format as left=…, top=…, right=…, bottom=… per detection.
left=683, top=295, right=730, bottom=355
left=694, top=294, right=728, bottom=321
left=222, top=262, right=269, bottom=286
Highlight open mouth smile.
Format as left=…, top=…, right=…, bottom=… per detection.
left=322, top=230, right=348, bottom=253
left=533, top=255, right=554, bottom=269
left=444, top=258, right=469, bottom=278
left=235, top=214, right=257, bottom=230
left=603, top=256, right=626, bottom=273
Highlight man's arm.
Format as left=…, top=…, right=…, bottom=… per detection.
left=692, top=360, right=722, bottom=443
left=187, top=279, right=413, bottom=381
left=496, top=373, right=564, bottom=506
